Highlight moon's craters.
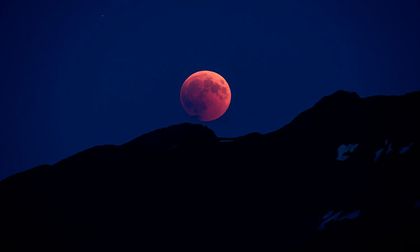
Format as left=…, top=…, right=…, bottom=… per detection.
left=180, top=70, right=231, bottom=121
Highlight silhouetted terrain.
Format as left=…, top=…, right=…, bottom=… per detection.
left=1, top=90, right=420, bottom=251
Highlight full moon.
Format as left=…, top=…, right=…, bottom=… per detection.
left=180, top=70, right=231, bottom=122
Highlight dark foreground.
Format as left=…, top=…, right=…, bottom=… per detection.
left=1, top=90, right=420, bottom=251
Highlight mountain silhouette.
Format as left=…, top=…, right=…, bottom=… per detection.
left=1, top=90, right=420, bottom=251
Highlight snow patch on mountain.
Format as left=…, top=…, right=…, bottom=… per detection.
left=337, top=144, right=359, bottom=161
left=319, top=210, right=361, bottom=230
left=375, top=139, right=394, bottom=161
left=400, top=143, right=414, bottom=154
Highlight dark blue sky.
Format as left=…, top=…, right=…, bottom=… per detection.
left=1, top=0, right=420, bottom=179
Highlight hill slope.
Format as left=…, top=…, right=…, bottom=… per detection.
left=1, top=90, right=420, bottom=251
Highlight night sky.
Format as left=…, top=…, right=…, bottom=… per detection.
left=1, top=0, right=420, bottom=179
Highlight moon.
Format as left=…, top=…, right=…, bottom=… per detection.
left=180, top=70, right=231, bottom=122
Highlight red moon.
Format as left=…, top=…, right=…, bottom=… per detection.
left=180, top=70, right=231, bottom=122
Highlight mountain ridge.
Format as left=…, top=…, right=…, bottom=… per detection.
left=1, top=90, right=420, bottom=251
